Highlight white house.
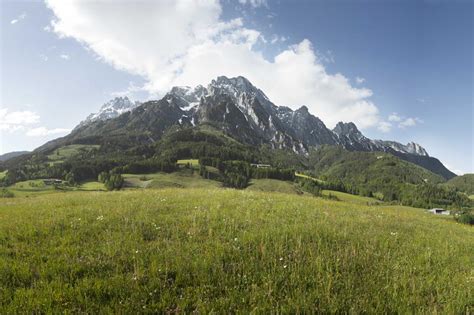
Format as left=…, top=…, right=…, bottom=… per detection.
left=428, top=208, right=450, bottom=215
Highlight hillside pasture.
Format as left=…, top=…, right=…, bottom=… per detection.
left=295, top=172, right=325, bottom=184
left=0, top=189, right=472, bottom=313
left=123, top=169, right=221, bottom=189
left=246, top=178, right=302, bottom=195
left=322, top=189, right=382, bottom=205
left=177, top=159, right=199, bottom=167
left=47, top=144, right=100, bottom=165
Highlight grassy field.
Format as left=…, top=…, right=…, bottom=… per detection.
left=5, top=180, right=105, bottom=197
left=295, top=172, right=325, bottom=184
left=7, top=179, right=58, bottom=197
left=0, top=188, right=472, bottom=313
left=322, top=189, right=382, bottom=205
left=123, top=169, right=222, bottom=189
left=47, top=144, right=100, bottom=165
left=246, top=178, right=302, bottom=195
left=79, top=181, right=106, bottom=191
left=177, top=159, right=199, bottom=167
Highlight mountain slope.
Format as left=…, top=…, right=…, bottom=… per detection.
left=0, top=151, right=29, bottom=162
left=443, top=174, right=474, bottom=195
left=307, top=145, right=449, bottom=201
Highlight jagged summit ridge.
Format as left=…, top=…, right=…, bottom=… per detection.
left=78, top=76, right=429, bottom=157
left=79, top=96, right=141, bottom=127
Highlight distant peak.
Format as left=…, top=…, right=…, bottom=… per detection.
left=333, top=121, right=360, bottom=135
left=296, top=105, right=309, bottom=113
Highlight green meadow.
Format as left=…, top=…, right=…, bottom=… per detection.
left=0, top=188, right=472, bottom=313
left=47, top=144, right=100, bottom=165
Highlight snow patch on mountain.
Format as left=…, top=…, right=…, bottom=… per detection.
left=79, top=97, right=140, bottom=127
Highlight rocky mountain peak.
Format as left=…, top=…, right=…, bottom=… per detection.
left=333, top=122, right=361, bottom=137
left=406, top=142, right=429, bottom=156
left=78, top=96, right=140, bottom=127
left=295, top=105, right=309, bottom=114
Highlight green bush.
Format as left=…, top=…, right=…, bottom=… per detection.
left=456, top=213, right=474, bottom=225
left=0, top=188, right=14, bottom=198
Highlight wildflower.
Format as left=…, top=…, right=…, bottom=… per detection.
left=283, top=265, right=288, bottom=269
left=96, top=215, right=104, bottom=221
left=279, top=257, right=283, bottom=261
left=390, top=232, right=398, bottom=236
left=135, top=250, right=139, bottom=254
left=234, top=237, right=238, bottom=242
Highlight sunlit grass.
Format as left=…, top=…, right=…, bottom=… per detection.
left=123, top=169, right=221, bottom=189
left=246, top=178, right=302, bottom=195
left=0, top=188, right=472, bottom=313
left=295, top=172, right=325, bottom=184
left=322, top=189, right=381, bottom=205
left=177, top=159, right=199, bottom=166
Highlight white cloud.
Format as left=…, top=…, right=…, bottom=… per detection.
left=377, top=121, right=392, bottom=133
left=387, top=113, right=423, bottom=129
left=10, top=12, right=26, bottom=25
left=45, top=0, right=383, bottom=129
left=238, top=0, right=268, bottom=8
left=26, top=127, right=71, bottom=137
left=0, top=108, right=70, bottom=137
left=0, top=109, right=40, bottom=131
left=388, top=112, right=402, bottom=122
left=60, top=54, right=70, bottom=60
left=40, top=54, right=49, bottom=62
left=398, top=117, right=423, bottom=128
left=355, top=76, right=365, bottom=84
left=270, top=34, right=287, bottom=44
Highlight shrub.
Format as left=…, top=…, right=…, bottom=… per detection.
left=456, top=213, right=474, bottom=225
left=0, top=188, right=14, bottom=198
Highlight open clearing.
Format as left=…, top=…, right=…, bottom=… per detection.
left=0, top=188, right=472, bottom=313
left=246, top=178, right=302, bottom=195
left=321, top=189, right=381, bottom=205
left=123, top=169, right=221, bottom=189
left=47, top=144, right=100, bottom=165
left=6, top=179, right=105, bottom=197
left=177, top=159, right=199, bottom=167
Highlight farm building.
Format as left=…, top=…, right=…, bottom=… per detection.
left=251, top=164, right=271, bottom=168
left=43, top=179, right=62, bottom=185
left=428, top=208, right=450, bottom=215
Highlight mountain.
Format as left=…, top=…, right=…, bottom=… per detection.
left=0, top=151, right=29, bottom=162
left=443, top=174, right=474, bottom=195
left=77, top=96, right=141, bottom=128
left=29, top=76, right=454, bottom=179
left=307, top=145, right=445, bottom=198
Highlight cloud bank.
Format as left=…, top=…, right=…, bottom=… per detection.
left=0, top=108, right=70, bottom=137
left=46, top=0, right=386, bottom=129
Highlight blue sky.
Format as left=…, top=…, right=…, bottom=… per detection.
left=0, top=0, right=472, bottom=174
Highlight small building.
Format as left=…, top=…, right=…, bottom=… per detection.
left=428, top=208, right=450, bottom=215
left=43, top=179, right=62, bottom=185
left=250, top=164, right=271, bottom=168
